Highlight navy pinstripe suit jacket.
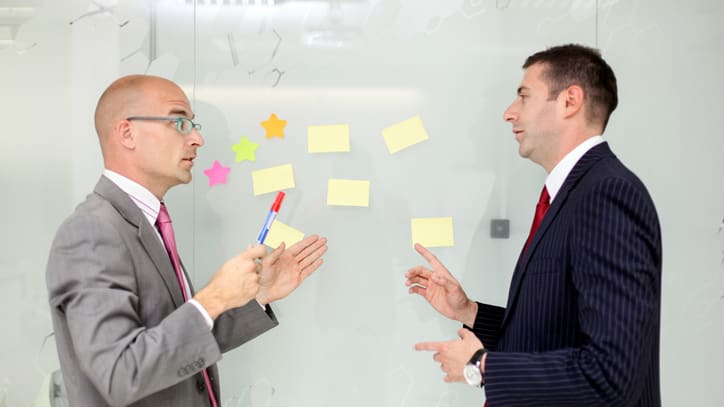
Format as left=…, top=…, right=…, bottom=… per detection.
left=471, top=142, right=662, bottom=406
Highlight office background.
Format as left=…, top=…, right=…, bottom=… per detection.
left=1, top=0, right=722, bottom=405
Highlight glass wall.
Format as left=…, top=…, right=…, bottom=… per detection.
left=1, top=0, right=722, bottom=405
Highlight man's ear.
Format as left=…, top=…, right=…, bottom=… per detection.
left=116, top=119, right=136, bottom=149
left=561, top=84, right=585, bottom=119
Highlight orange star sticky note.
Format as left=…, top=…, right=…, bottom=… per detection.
left=261, top=113, right=287, bottom=139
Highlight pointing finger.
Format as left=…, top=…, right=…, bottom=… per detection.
left=414, top=243, right=449, bottom=273
left=414, top=341, right=445, bottom=352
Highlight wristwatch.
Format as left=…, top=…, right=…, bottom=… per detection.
left=463, top=348, right=487, bottom=387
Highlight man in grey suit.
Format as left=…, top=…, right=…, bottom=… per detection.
left=46, top=74, right=328, bottom=406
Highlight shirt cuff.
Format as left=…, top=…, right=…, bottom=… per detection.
left=188, top=298, right=214, bottom=330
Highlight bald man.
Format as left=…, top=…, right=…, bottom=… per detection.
left=46, top=75, right=328, bottom=406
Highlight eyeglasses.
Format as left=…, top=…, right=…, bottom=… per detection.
left=126, top=116, right=202, bottom=135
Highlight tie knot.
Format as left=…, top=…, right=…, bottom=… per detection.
left=157, top=203, right=172, bottom=225
left=538, top=186, right=550, bottom=206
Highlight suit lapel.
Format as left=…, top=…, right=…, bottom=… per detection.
left=94, top=176, right=186, bottom=307
left=500, top=142, right=614, bottom=329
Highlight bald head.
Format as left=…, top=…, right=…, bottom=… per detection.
left=93, top=74, right=200, bottom=197
left=94, top=75, right=181, bottom=148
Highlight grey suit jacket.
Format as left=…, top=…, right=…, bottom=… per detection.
left=46, top=176, right=278, bottom=406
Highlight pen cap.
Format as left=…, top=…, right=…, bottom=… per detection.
left=271, top=191, right=285, bottom=212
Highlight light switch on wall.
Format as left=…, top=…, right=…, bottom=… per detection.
left=490, top=219, right=510, bottom=239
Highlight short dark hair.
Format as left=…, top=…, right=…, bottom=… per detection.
left=523, top=44, right=618, bottom=131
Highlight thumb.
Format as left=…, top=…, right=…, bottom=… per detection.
left=458, top=328, right=483, bottom=348
left=459, top=327, right=473, bottom=340
left=266, top=242, right=285, bottom=264
left=244, top=244, right=267, bottom=260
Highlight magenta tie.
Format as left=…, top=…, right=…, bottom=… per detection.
left=157, top=203, right=219, bottom=407
left=523, top=186, right=550, bottom=253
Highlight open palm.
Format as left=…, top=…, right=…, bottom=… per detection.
left=258, top=235, right=328, bottom=304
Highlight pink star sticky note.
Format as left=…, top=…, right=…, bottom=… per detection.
left=260, top=113, right=287, bottom=139
left=203, top=160, right=231, bottom=187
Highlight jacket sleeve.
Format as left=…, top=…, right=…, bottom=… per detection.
left=468, top=302, right=505, bottom=351
left=213, top=300, right=279, bottom=353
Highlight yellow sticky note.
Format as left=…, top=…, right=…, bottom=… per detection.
left=264, top=219, right=304, bottom=249
left=411, top=217, right=454, bottom=248
left=382, top=115, right=429, bottom=154
left=327, top=179, right=370, bottom=207
left=251, top=164, right=295, bottom=196
left=308, top=124, right=350, bottom=153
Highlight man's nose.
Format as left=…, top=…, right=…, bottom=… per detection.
left=503, top=103, right=517, bottom=122
left=190, top=129, right=204, bottom=147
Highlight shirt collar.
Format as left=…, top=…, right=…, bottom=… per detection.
left=545, top=135, right=604, bottom=202
left=103, top=169, right=162, bottom=226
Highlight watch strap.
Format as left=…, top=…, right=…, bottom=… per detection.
left=468, top=348, right=487, bottom=386
left=468, top=348, right=487, bottom=365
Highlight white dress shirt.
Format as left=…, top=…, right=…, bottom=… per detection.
left=545, top=136, right=604, bottom=203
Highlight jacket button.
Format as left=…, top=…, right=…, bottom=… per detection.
left=197, top=379, right=205, bottom=393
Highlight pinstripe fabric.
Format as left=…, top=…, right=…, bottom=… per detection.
left=470, top=143, right=662, bottom=406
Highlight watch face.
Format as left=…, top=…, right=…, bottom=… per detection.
left=464, top=364, right=482, bottom=386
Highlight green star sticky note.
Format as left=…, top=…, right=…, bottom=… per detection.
left=231, top=136, right=259, bottom=163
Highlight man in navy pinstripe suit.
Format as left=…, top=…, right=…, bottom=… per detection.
left=406, top=44, right=662, bottom=406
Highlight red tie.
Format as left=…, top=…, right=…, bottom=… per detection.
left=523, top=185, right=550, bottom=253
left=157, top=203, right=219, bottom=407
